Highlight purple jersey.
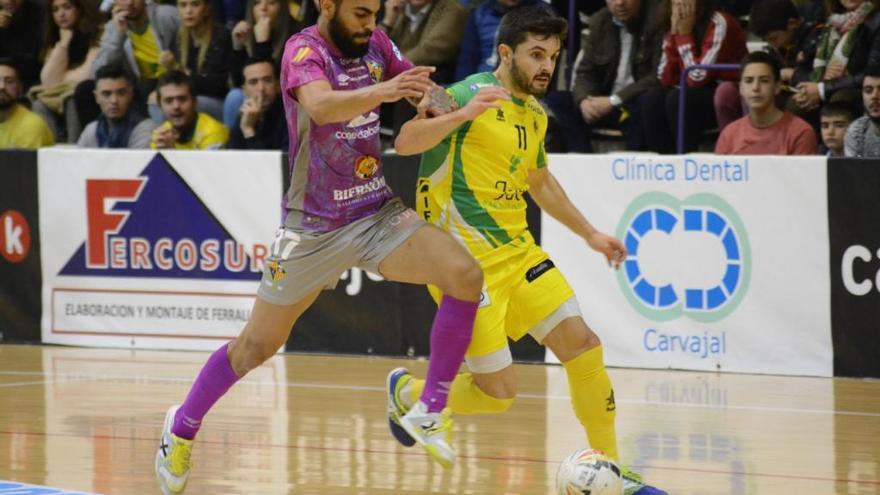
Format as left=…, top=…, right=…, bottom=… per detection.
left=280, top=25, right=413, bottom=232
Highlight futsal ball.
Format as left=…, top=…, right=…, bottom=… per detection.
left=555, top=449, right=624, bottom=495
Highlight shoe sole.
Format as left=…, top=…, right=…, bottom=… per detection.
left=386, top=367, right=416, bottom=447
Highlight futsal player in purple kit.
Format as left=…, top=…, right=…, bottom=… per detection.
left=154, top=0, right=481, bottom=491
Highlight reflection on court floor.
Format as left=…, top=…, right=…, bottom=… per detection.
left=1, top=345, right=878, bottom=494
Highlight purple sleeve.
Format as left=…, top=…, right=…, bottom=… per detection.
left=282, top=38, right=329, bottom=101
left=374, top=29, right=414, bottom=79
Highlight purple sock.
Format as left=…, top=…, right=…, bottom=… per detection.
left=172, top=342, right=240, bottom=440
left=421, top=295, right=478, bottom=413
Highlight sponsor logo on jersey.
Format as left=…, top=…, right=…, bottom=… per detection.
left=333, top=175, right=387, bottom=201
left=354, top=156, right=379, bottom=180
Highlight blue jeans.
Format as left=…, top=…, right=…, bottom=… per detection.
left=223, top=89, right=245, bottom=129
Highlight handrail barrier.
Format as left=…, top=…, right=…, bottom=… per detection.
left=677, top=63, right=741, bottom=154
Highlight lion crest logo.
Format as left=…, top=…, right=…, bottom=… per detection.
left=355, top=156, right=379, bottom=180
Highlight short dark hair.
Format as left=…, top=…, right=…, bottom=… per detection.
left=749, top=0, right=799, bottom=38
left=496, top=3, right=567, bottom=53
left=243, top=56, right=278, bottom=78
left=95, top=64, right=132, bottom=84
left=0, top=57, right=20, bottom=78
left=820, top=100, right=856, bottom=121
left=156, top=70, right=193, bottom=100
left=863, top=64, right=880, bottom=81
left=740, top=50, right=782, bottom=82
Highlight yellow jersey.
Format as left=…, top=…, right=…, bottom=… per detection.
left=129, top=25, right=165, bottom=80
left=150, top=112, right=229, bottom=150
left=0, top=104, right=55, bottom=149
left=417, top=72, right=547, bottom=263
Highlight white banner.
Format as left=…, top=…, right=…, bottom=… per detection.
left=38, top=149, right=282, bottom=350
left=542, top=154, right=833, bottom=377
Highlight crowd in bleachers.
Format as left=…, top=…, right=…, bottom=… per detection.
left=1, top=0, right=879, bottom=156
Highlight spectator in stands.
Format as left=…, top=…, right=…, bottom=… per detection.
left=75, top=0, right=179, bottom=132
left=0, top=0, right=45, bottom=90
left=715, top=0, right=821, bottom=130
left=641, top=0, right=748, bottom=153
left=381, top=0, right=468, bottom=134
left=30, top=0, right=102, bottom=143
left=844, top=66, right=880, bottom=156
left=819, top=100, right=855, bottom=155
left=0, top=58, right=54, bottom=148
left=93, top=0, right=179, bottom=98
left=789, top=0, right=880, bottom=125
left=454, top=0, right=538, bottom=81
left=78, top=64, right=156, bottom=148
left=224, top=0, right=301, bottom=127
left=150, top=69, right=228, bottom=149
left=380, top=0, right=468, bottom=83
left=716, top=51, right=817, bottom=154
left=154, top=0, right=232, bottom=122
left=553, top=0, right=665, bottom=152
left=227, top=57, right=286, bottom=149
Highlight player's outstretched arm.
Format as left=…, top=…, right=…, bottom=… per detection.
left=294, top=66, right=435, bottom=125
left=395, top=86, right=510, bottom=156
left=526, top=167, right=626, bottom=268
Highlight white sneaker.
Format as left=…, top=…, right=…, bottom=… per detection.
left=155, top=405, right=193, bottom=494
left=397, top=400, right=456, bottom=469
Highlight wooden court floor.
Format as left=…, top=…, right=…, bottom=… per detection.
left=0, top=344, right=878, bottom=495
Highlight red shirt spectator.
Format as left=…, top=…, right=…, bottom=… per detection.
left=715, top=111, right=817, bottom=154
left=657, top=10, right=747, bottom=88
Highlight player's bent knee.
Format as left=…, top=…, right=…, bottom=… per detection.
left=454, top=257, right=484, bottom=295
left=229, top=336, right=276, bottom=376
left=438, top=255, right=483, bottom=300
left=545, top=318, right=601, bottom=363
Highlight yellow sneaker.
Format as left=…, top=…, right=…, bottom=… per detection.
left=398, top=401, right=456, bottom=469
left=155, top=405, right=193, bottom=494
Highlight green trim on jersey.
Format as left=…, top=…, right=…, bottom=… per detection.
left=418, top=71, right=546, bottom=254
left=451, top=121, right=512, bottom=248
left=537, top=143, right=547, bottom=168
left=420, top=138, right=450, bottom=178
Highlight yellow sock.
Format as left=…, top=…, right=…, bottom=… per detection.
left=407, top=372, right=513, bottom=414
left=562, top=345, right=619, bottom=461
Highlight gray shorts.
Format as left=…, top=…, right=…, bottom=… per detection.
left=257, top=198, right=425, bottom=305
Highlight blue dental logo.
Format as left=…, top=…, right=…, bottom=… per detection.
left=616, top=192, right=750, bottom=322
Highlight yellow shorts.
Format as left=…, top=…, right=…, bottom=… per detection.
left=429, top=241, right=575, bottom=364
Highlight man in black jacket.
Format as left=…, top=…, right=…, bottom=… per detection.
left=545, top=0, right=663, bottom=151
left=228, top=57, right=288, bottom=150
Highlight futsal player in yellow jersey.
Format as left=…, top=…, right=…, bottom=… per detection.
left=385, top=4, right=664, bottom=494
